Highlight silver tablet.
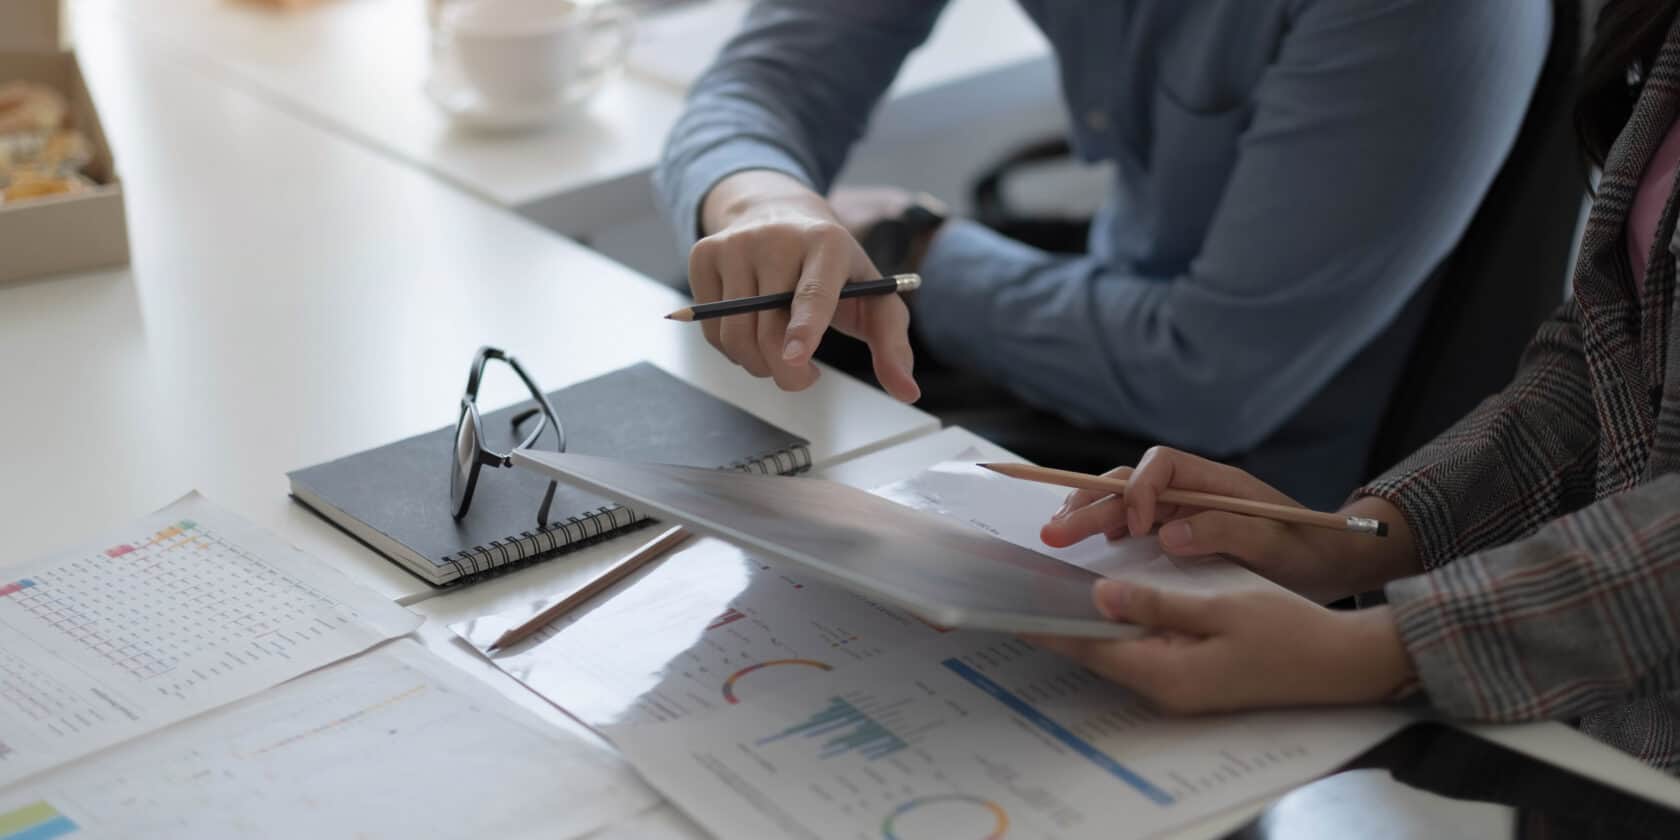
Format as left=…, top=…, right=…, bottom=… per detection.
left=513, top=451, right=1137, bottom=639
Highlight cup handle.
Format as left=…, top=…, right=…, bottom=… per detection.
left=572, top=4, right=635, bottom=97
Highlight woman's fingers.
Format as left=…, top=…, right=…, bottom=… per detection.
left=1042, top=495, right=1126, bottom=547
left=1027, top=631, right=1209, bottom=714
left=1156, top=510, right=1291, bottom=560
left=1094, top=580, right=1224, bottom=636
left=1042, top=496, right=1185, bottom=549
left=1056, top=465, right=1134, bottom=517
left=1123, top=447, right=1300, bottom=540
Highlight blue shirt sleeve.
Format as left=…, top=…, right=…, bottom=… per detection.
left=654, top=0, right=950, bottom=250
left=915, top=1, right=1549, bottom=455
left=656, top=0, right=1551, bottom=458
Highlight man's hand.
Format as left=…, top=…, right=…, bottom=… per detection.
left=1027, top=580, right=1416, bottom=714
left=692, top=171, right=919, bottom=402
left=828, top=186, right=919, bottom=241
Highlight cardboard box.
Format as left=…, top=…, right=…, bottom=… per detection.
left=0, top=0, right=61, bottom=51
left=1, top=0, right=130, bottom=284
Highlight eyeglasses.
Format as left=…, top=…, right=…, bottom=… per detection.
left=450, top=346, right=566, bottom=527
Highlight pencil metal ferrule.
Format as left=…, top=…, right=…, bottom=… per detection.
left=1346, top=516, right=1386, bottom=537
left=893, top=273, right=923, bottom=293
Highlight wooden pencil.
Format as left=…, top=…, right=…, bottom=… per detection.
left=487, top=524, right=691, bottom=652
left=978, top=462, right=1388, bottom=537
left=664, top=274, right=921, bottom=322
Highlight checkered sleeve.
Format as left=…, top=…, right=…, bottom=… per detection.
left=1384, top=473, right=1680, bottom=722
left=1358, top=301, right=1600, bottom=569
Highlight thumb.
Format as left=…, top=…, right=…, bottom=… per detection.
left=1094, top=580, right=1222, bottom=636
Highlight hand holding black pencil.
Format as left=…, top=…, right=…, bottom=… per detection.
left=664, top=274, right=922, bottom=322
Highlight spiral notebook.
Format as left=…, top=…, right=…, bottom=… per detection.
left=287, top=362, right=810, bottom=586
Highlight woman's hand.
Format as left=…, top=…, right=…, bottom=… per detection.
left=690, top=170, right=920, bottom=402
left=1027, top=580, right=1415, bottom=713
left=1040, top=447, right=1417, bottom=603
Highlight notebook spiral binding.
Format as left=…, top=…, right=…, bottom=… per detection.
left=440, top=443, right=813, bottom=584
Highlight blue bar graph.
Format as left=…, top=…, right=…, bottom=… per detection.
left=942, top=658, right=1176, bottom=806
left=757, top=696, right=908, bottom=761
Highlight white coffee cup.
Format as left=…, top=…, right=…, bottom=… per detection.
left=442, top=0, right=633, bottom=108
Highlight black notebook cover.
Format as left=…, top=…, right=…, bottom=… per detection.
left=288, top=362, right=810, bottom=586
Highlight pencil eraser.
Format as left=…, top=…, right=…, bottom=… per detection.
left=1375, top=522, right=1389, bottom=538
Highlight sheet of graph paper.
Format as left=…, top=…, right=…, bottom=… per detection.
left=0, top=640, right=656, bottom=840
left=0, top=493, right=419, bottom=789
left=613, top=631, right=1413, bottom=840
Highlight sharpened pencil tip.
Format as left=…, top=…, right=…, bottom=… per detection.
left=664, top=309, right=694, bottom=322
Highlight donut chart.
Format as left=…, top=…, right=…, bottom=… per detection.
left=881, top=794, right=1009, bottom=840
left=720, top=659, right=834, bottom=704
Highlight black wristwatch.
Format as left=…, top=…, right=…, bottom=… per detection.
left=861, top=193, right=949, bottom=275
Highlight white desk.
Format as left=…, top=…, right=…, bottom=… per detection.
left=10, top=12, right=1680, bottom=832
left=82, top=0, right=1053, bottom=243
left=0, top=8, right=935, bottom=606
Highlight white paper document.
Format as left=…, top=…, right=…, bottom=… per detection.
left=0, top=493, right=419, bottom=788
left=458, top=535, right=954, bottom=728
left=452, top=458, right=1276, bottom=731
left=0, top=640, right=657, bottom=839
left=613, top=632, right=1412, bottom=840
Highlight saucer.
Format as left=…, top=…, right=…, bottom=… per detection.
left=424, top=73, right=595, bottom=131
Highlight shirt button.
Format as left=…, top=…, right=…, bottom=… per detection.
left=1084, top=108, right=1109, bottom=132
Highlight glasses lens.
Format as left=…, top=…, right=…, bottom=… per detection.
left=450, top=405, right=479, bottom=516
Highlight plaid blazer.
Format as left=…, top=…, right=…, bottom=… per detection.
left=1361, top=16, right=1680, bottom=771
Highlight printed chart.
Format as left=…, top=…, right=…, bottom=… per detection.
left=723, top=659, right=834, bottom=705
left=0, top=801, right=76, bottom=840
left=616, top=633, right=1411, bottom=840
left=0, top=642, right=653, bottom=840
left=0, top=494, right=418, bottom=787
left=883, top=796, right=1009, bottom=840
left=463, top=538, right=947, bottom=729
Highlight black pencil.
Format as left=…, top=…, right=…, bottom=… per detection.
left=664, top=274, right=921, bottom=322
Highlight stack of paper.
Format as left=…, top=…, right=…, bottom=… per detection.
left=456, top=458, right=1414, bottom=839
left=0, top=494, right=419, bottom=787
left=0, top=494, right=654, bottom=839
left=0, top=641, right=656, bottom=839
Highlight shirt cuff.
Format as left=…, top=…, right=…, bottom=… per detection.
left=911, top=218, right=1036, bottom=366
left=656, top=142, right=814, bottom=253
left=1383, top=571, right=1486, bottom=720
left=1354, top=472, right=1461, bottom=571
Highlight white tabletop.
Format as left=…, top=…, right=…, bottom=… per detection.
left=0, top=8, right=935, bottom=605
left=12, top=9, right=1680, bottom=832
left=80, top=0, right=1050, bottom=238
